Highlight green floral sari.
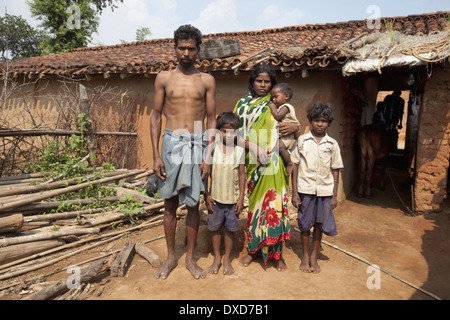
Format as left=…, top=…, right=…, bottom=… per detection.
left=234, top=93, right=290, bottom=267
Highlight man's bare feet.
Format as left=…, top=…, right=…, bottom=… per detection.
left=186, top=257, right=206, bottom=279
left=223, top=259, right=234, bottom=275
left=208, top=257, right=222, bottom=274
left=299, top=255, right=310, bottom=273
left=239, top=253, right=256, bottom=267
left=154, top=259, right=178, bottom=279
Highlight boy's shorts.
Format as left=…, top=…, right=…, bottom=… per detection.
left=208, top=201, right=239, bottom=232
left=297, top=193, right=337, bottom=236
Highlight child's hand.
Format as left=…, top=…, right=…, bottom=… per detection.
left=206, top=195, right=215, bottom=213
left=291, top=193, right=300, bottom=208
left=256, top=146, right=269, bottom=165
left=235, top=199, right=244, bottom=215
left=331, top=195, right=337, bottom=210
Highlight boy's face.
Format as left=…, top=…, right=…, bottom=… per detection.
left=270, top=87, right=289, bottom=107
left=219, top=124, right=238, bottom=145
left=310, top=116, right=330, bottom=135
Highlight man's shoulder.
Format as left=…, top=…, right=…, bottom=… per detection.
left=200, top=71, right=215, bottom=82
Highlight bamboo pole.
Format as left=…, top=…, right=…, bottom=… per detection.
left=0, top=227, right=100, bottom=247
left=0, top=169, right=144, bottom=212
left=0, top=217, right=163, bottom=281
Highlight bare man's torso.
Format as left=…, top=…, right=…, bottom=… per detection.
left=159, top=68, right=212, bottom=133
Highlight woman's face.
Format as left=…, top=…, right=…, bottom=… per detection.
left=253, top=72, right=272, bottom=97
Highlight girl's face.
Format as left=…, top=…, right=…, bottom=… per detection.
left=220, top=124, right=238, bottom=145
left=310, top=116, right=330, bottom=136
left=253, top=72, right=272, bottom=97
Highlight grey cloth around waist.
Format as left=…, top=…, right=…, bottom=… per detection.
left=158, top=128, right=207, bottom=207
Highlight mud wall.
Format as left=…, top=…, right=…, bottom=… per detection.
left=414, top=65, right=450, bottom=213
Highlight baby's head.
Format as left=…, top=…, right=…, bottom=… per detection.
left=270, top=83, right=293, bottom=107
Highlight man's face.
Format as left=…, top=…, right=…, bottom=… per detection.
left=175, top=39, right=199, bottom=68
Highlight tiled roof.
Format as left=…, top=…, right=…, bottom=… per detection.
left=2, top=11, right=449, bottom=77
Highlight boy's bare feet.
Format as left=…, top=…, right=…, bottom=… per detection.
left=154, top=259, right=178, bottom=279
left=239, top=253, right=256, bottom=267
left=310, top=255, right=321, bottom=273
left=208, top=257, right=222, bottom=274
left=299, top=255, right=311, bottom=273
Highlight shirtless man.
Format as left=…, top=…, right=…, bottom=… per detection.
left=150, top=25, right=216, bottom=280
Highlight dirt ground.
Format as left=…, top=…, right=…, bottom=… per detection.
left=1, top=161, right=449, bottom=302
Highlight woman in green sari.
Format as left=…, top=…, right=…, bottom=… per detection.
left=234, top=64, right=299, bottom=270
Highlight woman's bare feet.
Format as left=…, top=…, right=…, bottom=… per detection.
left=275, top=257, right=287, bottom=272
left=239, top=253, right=256, bottom=267
left=154, top=259, right=178, bottom=279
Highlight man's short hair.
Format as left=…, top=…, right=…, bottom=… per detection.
left=174, top=24, right=202, bottom=48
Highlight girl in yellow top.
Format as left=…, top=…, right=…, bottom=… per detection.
left=205, top=112, right=246, bottom=275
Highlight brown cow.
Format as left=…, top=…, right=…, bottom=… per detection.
left=357, top=124, right=390, bottom=197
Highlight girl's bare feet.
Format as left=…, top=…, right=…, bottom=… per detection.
left=208, top=257, right=222, bottom=274
left=223, top=259, right=235, bottom=275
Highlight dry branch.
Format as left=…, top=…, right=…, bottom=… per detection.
left=0, top=227, right=100, bottom=247
left=22, top=260, right=106, bottom=300
left=0, top=169, right=144, bottom=212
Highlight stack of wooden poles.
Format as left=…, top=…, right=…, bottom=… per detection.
left=0, top=169, right=166, bottom=299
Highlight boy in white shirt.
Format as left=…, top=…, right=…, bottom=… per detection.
left=291, top=103, right=344, bottom=274
left=205, top=112, right=246, bottom=275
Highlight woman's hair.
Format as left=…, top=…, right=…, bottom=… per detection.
left=272, top=83, right=293, bottom=101
left=174, top=24, right=202, bottom=48
left=306, top=102, right=335, bottom=123
left=248, top=64, right=277, bottom=97
left=217, top=112, right=240, bottom=130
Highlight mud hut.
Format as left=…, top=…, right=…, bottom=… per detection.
left=1, top=11, right=449, bottom=214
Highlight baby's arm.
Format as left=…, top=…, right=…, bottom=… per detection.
left=269, top=103, right=290, bottom=122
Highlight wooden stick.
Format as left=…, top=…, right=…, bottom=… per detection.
left=0, top=227, right=100, bottom=247
left=0, top=234, right=164, bottom=292
left=21, top=260, right=106, bottom=300
left=135, top=242, right=162, bottom=267
left=0, top=169, right=144, bottom=212
left=0, top=170, right=125, bottom=198
left=0, top=215, right=163, bottom=278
